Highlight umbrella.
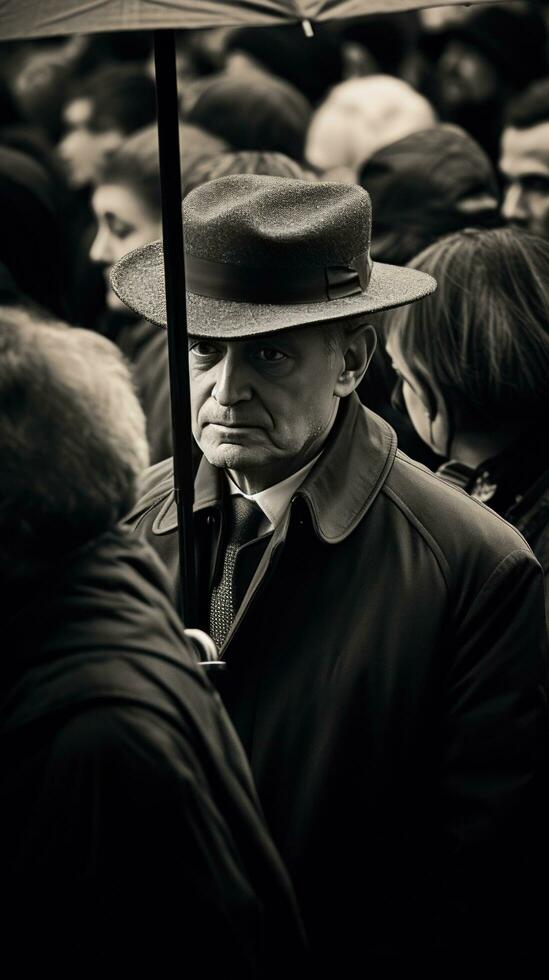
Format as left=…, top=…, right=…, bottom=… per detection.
left=0, top=0, right=505, bottom=625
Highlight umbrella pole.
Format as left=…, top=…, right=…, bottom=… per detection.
left=153, top=29, right=197, bottom=625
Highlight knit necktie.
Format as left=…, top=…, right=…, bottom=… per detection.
left=209, top=495, right=264, bottom=649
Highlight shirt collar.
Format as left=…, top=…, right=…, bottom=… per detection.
left=225, top=453, right=322, bottom=531
left=154, top=394, right=398, bottom=542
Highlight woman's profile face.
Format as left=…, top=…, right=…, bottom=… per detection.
left=385, top=332, right=439, bottom=451
left=90, top=183, right=162, bottom=311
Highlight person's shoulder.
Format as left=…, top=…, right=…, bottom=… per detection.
left=126, top=456, right=174, bottom=526
left=384, top=449, right=535, bottom=569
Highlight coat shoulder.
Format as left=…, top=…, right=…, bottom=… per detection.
left=384, top=450, right=536, bottom=575
left=126, top=457, right=174, bottom=525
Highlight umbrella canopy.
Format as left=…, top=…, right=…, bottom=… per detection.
left=0, top=1, right=509, bottom=41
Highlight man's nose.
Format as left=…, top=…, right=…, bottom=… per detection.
left=502, top=183, right=528, bottom=224
left=90, top=226, right=114, bottom=265
left=213, top=350, right=252, bottom=406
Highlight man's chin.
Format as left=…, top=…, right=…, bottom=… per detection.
left=202, top=442, right=268, bottom=471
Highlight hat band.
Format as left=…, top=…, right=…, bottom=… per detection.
left=184, top=250, right=372, bottom=305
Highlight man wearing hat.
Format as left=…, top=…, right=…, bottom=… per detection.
left=113, top=175, right=548, bottom=967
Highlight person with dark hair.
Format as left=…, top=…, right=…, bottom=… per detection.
left=187, top=71, right=312, bottom=162
left=0, top=145, right=70, bottom=320
left=500, top=78, right=549, bottom=237
left=0, top=306, right=306, bottom=972
left=225, top=23, right=343, bottom=106
left=57, top=63, right=157, bottom=189
left=361, top=123, right=500, bottom=266
left=90, top=123, right=227, bottom=464
left=113, top=174, right=548, bottom=968
left=385, top=226, right=549, bottom=613
left=426, top=6, right=548, bottom=163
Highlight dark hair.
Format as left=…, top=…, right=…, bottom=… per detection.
left=361, top=125, right=500, bottom=266
left=187, top=73, right=312, bottom=161
left=182, top=150, right=316, bottom=197
left=0, top=146, right=70, bottom=319
left=226, top=24, right=343, bottom=105
left=386, top=227, right=549, bottom=428
left=96, top=123, right=228, bottom=214
left=505, top=78, right=549, bottom=130
left=68, top=63, right=157, bottom=135
left=0, top=308, right=148, bottom=579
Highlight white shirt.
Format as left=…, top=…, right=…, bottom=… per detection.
left=226, top=454, right=322, bottom=533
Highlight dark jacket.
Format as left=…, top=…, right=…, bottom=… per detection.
left=438, top=445, right=549, bottom=619
left=0, top=528, right=305, bottom=973
left=127, top=394, right=549, bottom=967
left=116, top=318, right=172, bottom=464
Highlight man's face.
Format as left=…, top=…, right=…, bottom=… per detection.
left=189, top=326, right=343, bottom=490
left=436, top=40, right=498, bottom=109
left=500, top=123, right=549, bottom=236
left=57, top=98, right=123, bottom=188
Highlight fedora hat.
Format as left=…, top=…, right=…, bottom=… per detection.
left=110, top=174, right=436, bottom=339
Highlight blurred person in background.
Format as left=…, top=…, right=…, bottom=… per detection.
left=187, top=71, right=312, bottom=162
left=357, top=123, right=500, bottom=468
left=385, top=226, right=549, bottom=613
left=500, top=78, right=549, bottom=238
left=421, top=6, right=548, bottom=163
left=55, top=62, right=158, bottom=328
left=305, top=75, right=436, bottom=182
left=182, top=148, right=316, bottom=197
left=57, top=62, right=157, bottom=190
left=0, top=145, right=71, bottom=321
left=0, top=306, right=306, bottom=972
left=90, top=123, right=227, bottom=463
left=225, top=23, right=343, bottom=106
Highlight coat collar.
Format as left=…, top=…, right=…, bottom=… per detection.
left=152, top=393, right=397, bottom=543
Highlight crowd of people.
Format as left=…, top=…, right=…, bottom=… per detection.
left=1, top=5, right=549, bottom=969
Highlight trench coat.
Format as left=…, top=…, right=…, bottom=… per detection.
left=0, top=528, right=305, bottom=973
left=127, top=393, right=549, bottom=968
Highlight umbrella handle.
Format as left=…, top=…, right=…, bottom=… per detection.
left=154, top=29, right=198, bottom=626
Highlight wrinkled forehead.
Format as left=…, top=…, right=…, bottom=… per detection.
left=501, top=123, right=549, bottom=178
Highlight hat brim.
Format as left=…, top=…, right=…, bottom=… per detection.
left=110, top=240, right=436, bottom=339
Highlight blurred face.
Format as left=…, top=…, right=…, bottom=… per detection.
left=57, top=98, right=123, bottom=188
left=437, top=40, right=498, bottom=108
left=90, top=184, right=162, bottom=311
left=500, top=124, right=549, bottom=237
left=189, top=327, right=343, bottom=492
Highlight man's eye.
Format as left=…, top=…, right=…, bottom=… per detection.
left=256, top=348, right=287, bottom=363
left=190, top=342, right=219, bottom=357
left=522, top=176, right=549, bottom=194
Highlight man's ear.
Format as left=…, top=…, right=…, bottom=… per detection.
left=334, top=324, right=377, bottom=397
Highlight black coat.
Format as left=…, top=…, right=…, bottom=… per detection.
left=128, top=395, right=549, bottom=968
left=0, top=529, right=305, bottom=974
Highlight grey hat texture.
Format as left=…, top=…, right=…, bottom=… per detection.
left=111, top=174, right=436, bottom=339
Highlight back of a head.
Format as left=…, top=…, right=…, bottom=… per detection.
left=386, top=227, right=549, bottom=428
left=0, top=145, right=69, bottom=319
left=74, top=63, right=157, bottom=135
left=187, top=72, right=312, bottom=161
left=305, top=75, right=436, bottom=175
left=182, top=149, right=316, bottom=197
left=97, top=122, right=228, bottom=213
left=0, top=309, right=149, bottom=580
left=226, top=24, right=343, bottom=105
left=361, top=124, right=500, bottom=265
